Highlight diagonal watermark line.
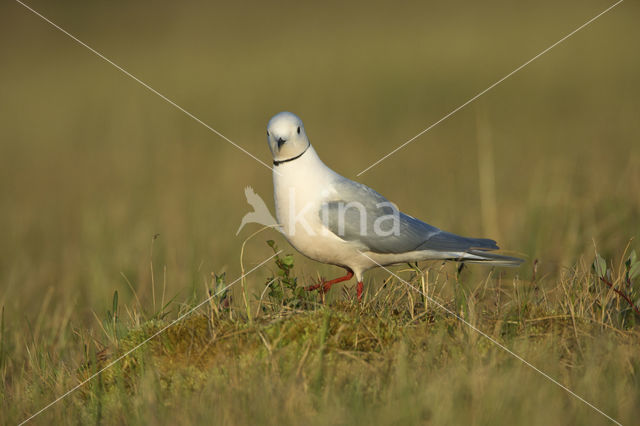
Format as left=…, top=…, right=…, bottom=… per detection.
left=14, top=0, right=276, bottom=174
left=358, top=252, right=622, bottom=425
left=357, top=0, right=624, bottom=176
left=18, top=250, right=281, bottom=425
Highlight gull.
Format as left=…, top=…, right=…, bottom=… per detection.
left=267, top=111, right=523, bottom=300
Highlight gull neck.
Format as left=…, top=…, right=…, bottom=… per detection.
left=273, top=143, right=310, bottom=166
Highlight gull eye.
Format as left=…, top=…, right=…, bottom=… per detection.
left=297, top=126, right=301, bottom=134
left=267, top=131, right=270, bottom=136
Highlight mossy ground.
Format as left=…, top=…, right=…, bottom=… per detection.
left=5, top=253, right=638, bottom=425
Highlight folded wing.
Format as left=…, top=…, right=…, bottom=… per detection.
left=323, top=178, right=499, bottom=255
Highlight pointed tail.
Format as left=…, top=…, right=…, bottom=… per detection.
left=459, top=250, right=524, bottom=267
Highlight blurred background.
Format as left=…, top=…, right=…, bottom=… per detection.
left=0, top=0, right=638, bottom=323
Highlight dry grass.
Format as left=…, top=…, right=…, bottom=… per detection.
left=1, top=0, right=639, bottom=424
left=3, top=247, right=639, bottom=425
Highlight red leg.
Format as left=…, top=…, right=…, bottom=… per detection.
left=305, top=270, right=354, bottom=293
left=357, top=281, right=363, bottom=301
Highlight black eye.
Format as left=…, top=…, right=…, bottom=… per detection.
left=267, top=131, right=270, bottom=136
left=297, top=126, right=301, bottom=134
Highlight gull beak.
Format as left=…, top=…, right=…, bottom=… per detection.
left=277, top=137, right=286, bottom=149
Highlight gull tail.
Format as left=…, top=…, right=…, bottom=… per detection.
left=457, top=250, right=524, bottom=267
left=415, top=231, right=523, bottom=266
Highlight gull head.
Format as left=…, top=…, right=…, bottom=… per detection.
left=266, top=112, right=310, bottom=163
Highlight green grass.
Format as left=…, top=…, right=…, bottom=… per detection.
left=1, top=0, right=639, bottom=424
left=3, top=248, right=640, bottom=425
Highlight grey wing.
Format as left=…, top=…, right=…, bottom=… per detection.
left=323, top=178, right=498, bottom=254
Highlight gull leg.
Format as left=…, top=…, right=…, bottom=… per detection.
left=305, top=270, right=354, bottom=294
left=357, top=281, right=363, bottom=301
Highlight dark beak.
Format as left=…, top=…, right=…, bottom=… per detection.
left=277, top=137, right=286, bottom=149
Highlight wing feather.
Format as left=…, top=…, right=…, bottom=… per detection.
left=322, top=178, right=499, bottom=254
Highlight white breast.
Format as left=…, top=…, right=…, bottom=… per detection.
left=272, top=147, right=374, bottom=275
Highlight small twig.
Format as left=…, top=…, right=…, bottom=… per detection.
left=255, top=278, right=276, bottom=318
left=599, top=277, right=640, bottom=317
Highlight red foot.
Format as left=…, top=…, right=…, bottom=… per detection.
left=357, top=281, right=363, bottom=301
left=305, top=270, right=354, bottom=294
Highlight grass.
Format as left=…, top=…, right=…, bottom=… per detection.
left=2, top=244, right=640, bottom=425
left=1, top=0, right=639, bottom=424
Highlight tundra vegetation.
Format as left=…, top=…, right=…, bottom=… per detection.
left=1, top=1, right=638, bottom=424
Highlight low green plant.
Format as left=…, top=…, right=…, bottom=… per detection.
left=592, top=249, right=640, bottom=326
left=263, top=240, right=309, bottom=308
